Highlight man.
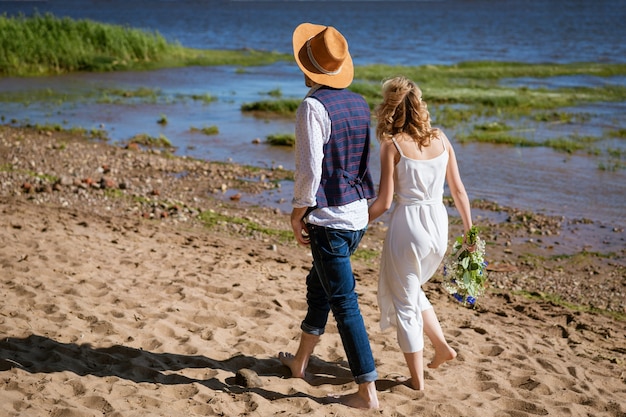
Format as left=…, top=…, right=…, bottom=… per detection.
left=278, top=23, right=379, bottom=409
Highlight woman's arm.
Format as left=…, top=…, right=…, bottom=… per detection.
left=368, top=140, right=397, bottom=222
left=443, top=133, right=473, bottom=234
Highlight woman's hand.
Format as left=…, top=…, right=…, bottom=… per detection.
left=463, top=225, right=478, bottom=252
left=464, top=241, right=477, bottom=253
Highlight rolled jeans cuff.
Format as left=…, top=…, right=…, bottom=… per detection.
left=300, top=321, right=325, bottom=336
left=354, top=369, right=378, bottom=384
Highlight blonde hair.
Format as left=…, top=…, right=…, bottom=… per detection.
left=375, top=76, right=439, bottom=148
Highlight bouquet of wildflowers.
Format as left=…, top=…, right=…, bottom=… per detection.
left=442, top=226, right=488, bottom=306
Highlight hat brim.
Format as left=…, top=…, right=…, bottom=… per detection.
left=292, top=23, right=354, bottom=89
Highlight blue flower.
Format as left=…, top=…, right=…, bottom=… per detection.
left=452, top=292, right=476, bottom=306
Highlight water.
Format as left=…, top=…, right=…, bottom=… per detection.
left=1, top=0, right=625, bottom=228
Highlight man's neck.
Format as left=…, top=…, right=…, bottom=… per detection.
left=306, top=84, right=323, bottom=97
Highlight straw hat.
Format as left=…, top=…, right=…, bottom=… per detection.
left=292, top=23, right=353, bottom=89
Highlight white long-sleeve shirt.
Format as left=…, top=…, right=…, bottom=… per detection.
left=292, top=85, right=369, bottom=230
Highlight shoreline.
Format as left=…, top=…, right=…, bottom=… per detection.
left=1, top=124, right=624, bottom=313
left=1, top=124, right=625, bottom=416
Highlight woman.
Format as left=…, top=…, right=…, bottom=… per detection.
left=369, top=76, right=473, bottom=390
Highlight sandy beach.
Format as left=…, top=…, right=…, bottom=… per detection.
left=0, top=125, right=624, bottom=417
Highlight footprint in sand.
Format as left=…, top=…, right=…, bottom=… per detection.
left=501, top=398, right=549, bottom=415
left=79, top=396, right=114, bottom=414
left=478, top=344, right=505, bottom=357
left=512, top=375, right=553, bottom=395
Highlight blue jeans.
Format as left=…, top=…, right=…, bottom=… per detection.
left=301, top=224, right=378, bottom=384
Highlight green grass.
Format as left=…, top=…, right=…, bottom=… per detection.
left=0, top=86, right=221, bottom=110
left=266, top=88, right=283, bottom=98
left=352, top=247, right=380, bottom=265
left=350, top=62, right=626, bottom=163
left=97, top=87, right=161, bottom=104
left=128, top=133, right=172, bottom=148
left=0, top=13, right=291, bottom=76
left=531, top=110, right=590, bottom=124
left=544, top=135, right=599, bottom=153
left=241, top=99, right=301, bottom=116
left=241, top=63, right=626, bottom=121
left=266, top=133, right=295, bottom=147
left=19, top=123, right=109, bottom=141
left=598, top=146, right=625, bottom=171
left=189, top=93, right=217, bottom=104
left=475, top=121, right=512, bottom=132
left=197, top=209, right=293, bottom=242
left=352, top=62, right=626, bottom=115
left=458, top=125, right=602, bottom=153
left=190, top=125, right=219, bottom=135
left=354, top=61, right=626, bottom=85
left=608, top=128, right=626, bottom=138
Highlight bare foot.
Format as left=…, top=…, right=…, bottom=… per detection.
left=427, top=346, right=457, bottom=369
left=408, top=378, right=425, bottom=391
left=278, top=352, right=306, bottom=379
left=327, top=392, right=379, bottom=409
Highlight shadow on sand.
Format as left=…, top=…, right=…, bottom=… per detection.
left=0, top=334, right=403, bottom=404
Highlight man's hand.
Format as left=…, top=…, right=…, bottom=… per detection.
left=291, top=207, right=311, bottom=246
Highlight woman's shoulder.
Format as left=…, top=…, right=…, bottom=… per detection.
left=389, top=133, right=413, bottom=148
left=379, top=137, right=397, bottom=151
left=433, top=127, right=446, bottom=138
left=433, top=128, right=450, bottom=145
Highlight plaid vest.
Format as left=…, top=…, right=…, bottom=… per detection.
left=310, top=87, right=376, bottom=208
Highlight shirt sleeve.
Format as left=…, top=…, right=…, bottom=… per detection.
left=292, top=97, right=330, bottom=208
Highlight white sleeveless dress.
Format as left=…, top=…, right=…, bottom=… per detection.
left=378, top=136, right=449, bottom=353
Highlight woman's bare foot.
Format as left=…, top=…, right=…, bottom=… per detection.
left=427, top=346, right=457, bottom=369
left=408, top=378, right=425, bottom=391
left=278, top=351, right=306, bottom=379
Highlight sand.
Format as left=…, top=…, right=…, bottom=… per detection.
left=0, top=125, right=625, bottom=417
